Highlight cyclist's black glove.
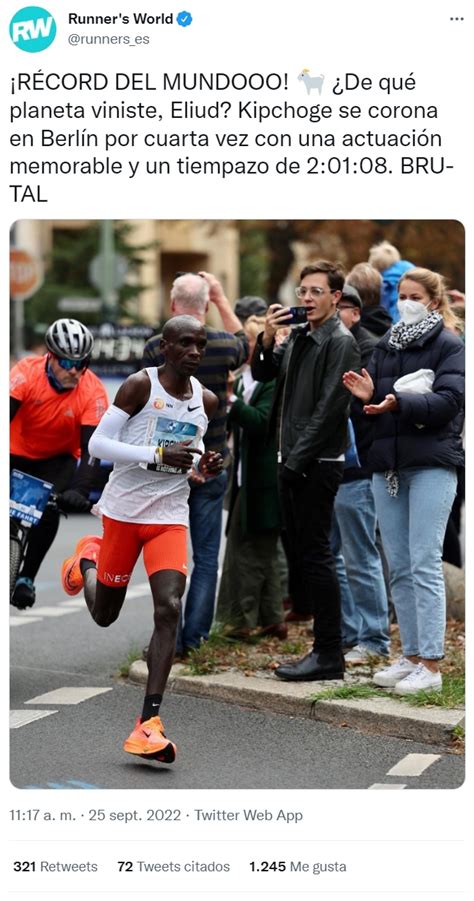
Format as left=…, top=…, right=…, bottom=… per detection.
left=59, top=489, right=92, bottom=513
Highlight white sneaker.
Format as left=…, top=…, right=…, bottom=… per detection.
left=373, top=657, right=418, bottom=687
left=394, top=663, right=442, bottom=695
left=344, top=644, right=381, bottom=665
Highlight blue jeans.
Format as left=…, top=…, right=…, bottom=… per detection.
left=332, top=479, right=390, bottom=655
left=178, top=469, right=228, bottom=651
left=372, top=467, right=457, bottom=660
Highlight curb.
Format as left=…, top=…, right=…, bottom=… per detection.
left=129, top=660, right=464, bottom=748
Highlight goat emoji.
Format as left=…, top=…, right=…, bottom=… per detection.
left=298, top=69, right=325, bottom=95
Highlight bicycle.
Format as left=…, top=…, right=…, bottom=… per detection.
left=10, top=470, right=61, bottom=608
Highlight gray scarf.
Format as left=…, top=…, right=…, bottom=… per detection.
left=388, top=311, right=442, bottom=351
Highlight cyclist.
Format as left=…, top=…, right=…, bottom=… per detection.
left=10, top=318, right=108, bottom=609
left=60, top=315, right=223, bottom=764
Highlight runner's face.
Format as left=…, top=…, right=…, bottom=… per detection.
left=49, top=355, right=86, bottom=388
left=164, top=327, right=207, bottom=374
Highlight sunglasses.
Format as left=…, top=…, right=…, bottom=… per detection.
left=55, top=355, right=90, bottom=371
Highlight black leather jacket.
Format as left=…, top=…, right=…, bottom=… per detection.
left=251, top=316, right=360, bottom=475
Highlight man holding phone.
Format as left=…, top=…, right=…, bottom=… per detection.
left=251, top=260, right=360, bottom=681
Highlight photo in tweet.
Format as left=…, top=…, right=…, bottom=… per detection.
left=10, top=217, right=465, bottom=792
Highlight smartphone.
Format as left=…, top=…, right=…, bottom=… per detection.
left=287, top=306, right=308, bottom=325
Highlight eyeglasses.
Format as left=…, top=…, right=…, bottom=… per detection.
left=55, top=356, right=90, bottom=371
left=295, top=286, right=334, bottom=300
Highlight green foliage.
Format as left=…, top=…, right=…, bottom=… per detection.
left=396, top=675, right=465, bottom=709
left=310, top=675, right=465, bottom=710
left=311, top=683, right=385, bottom=704
left=25, top=222, right=156, bottom=337
left=239, top=224, right=270, bottom=300
left=452, top=724, right=465, bottom=740
left=278, top=640, right=305, bottom=656
left=180, top=626, right=235, bottom=675
left=118, top=647, right=143, bottom=678
left=237, top=219, right=465, bottom=305
left=183, top=645, right=221, bottom=676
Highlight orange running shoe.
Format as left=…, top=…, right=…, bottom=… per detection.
left=61, top=535, right=102, bottom=596
left=123, top=716, right=177, bottom=763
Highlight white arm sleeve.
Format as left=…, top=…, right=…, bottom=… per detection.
left=88, top=405, right=156, bottom=465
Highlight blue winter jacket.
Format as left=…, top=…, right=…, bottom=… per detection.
left=365, top=320, right=464, bottom=472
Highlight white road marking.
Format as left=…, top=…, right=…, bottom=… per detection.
left=10, top=616, right=43, bottom=627
left=11, top=584, right=148, bottom=628
left=368, top=783, right=407, bottom=790
left=10, top=709, right=58, bottom=729
left=124, top=582, right=150, bottom=599
left=58, top=598, right=86, bottom=608
left=386, top=753, right=441, bottom=777
left=18, top=606, right=78, bottom=618
left=25, top=687, right=113, bottom=706
left=11, top=601, right=85, bottom=626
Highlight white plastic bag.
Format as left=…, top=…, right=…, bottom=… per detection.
left=393, top=369, right=435, bottom=429
left=393, top=368, right=435, bottom=395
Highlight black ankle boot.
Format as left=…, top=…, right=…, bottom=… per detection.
left=275, top=650, right=344, bottom=682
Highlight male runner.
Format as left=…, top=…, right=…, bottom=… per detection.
left=10, top=318, right=108, bottom=608
left=142, top=272, right=248, bottom=656
left=61, top=316, right=222, bottom=763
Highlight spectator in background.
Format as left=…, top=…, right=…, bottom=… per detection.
left=252, top=260, right=360, bottom=682
left=215, top=315, right=286, bottom=640
left=231, top=295, right=295, bottom=619
left=234, top=295, right=268, bottom=325
left=442, top=290, right=465, bottom=567
left=142, top=272, right=248, bottom=657
left=343, top=267, right=464, bottom=694
left=346, top=263, right=392, bottom=338
left=332, top=285, right=390, bottom=664
left=368, top=240, right=415, bottom=323
left=345, top=263, right=394, bottom=614
left=447, top=289, right=465, bottom=310
left=446, top=292, right=465, bottom=340
left=442, top=465, right=465, bottom=569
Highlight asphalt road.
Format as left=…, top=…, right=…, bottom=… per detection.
left=10, top=514, right=465, bottom=791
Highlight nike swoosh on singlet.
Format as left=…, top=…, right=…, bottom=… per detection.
left=187, top=405, right=200, bottom=412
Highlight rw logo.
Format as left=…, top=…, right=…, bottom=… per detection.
left=10, top=6, right=56, bottom=52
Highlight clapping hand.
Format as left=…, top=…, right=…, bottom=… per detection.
left=342, top=368, right=375, bottom=403
left=363, top=394, right=399, bottom=415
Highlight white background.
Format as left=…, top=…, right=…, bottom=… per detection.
left=3, top=0, right=471, bottom=896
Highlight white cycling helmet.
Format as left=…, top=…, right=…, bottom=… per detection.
left=45, top=319, right=94, bottom=361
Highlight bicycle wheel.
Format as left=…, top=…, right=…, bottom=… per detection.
left=10, top=535, right=22, bottom=600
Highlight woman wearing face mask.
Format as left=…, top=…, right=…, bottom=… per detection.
left=342, top=268, right=464, bottom=695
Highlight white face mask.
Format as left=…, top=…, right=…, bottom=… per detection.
left=396, top=299, right=430, bottom=325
